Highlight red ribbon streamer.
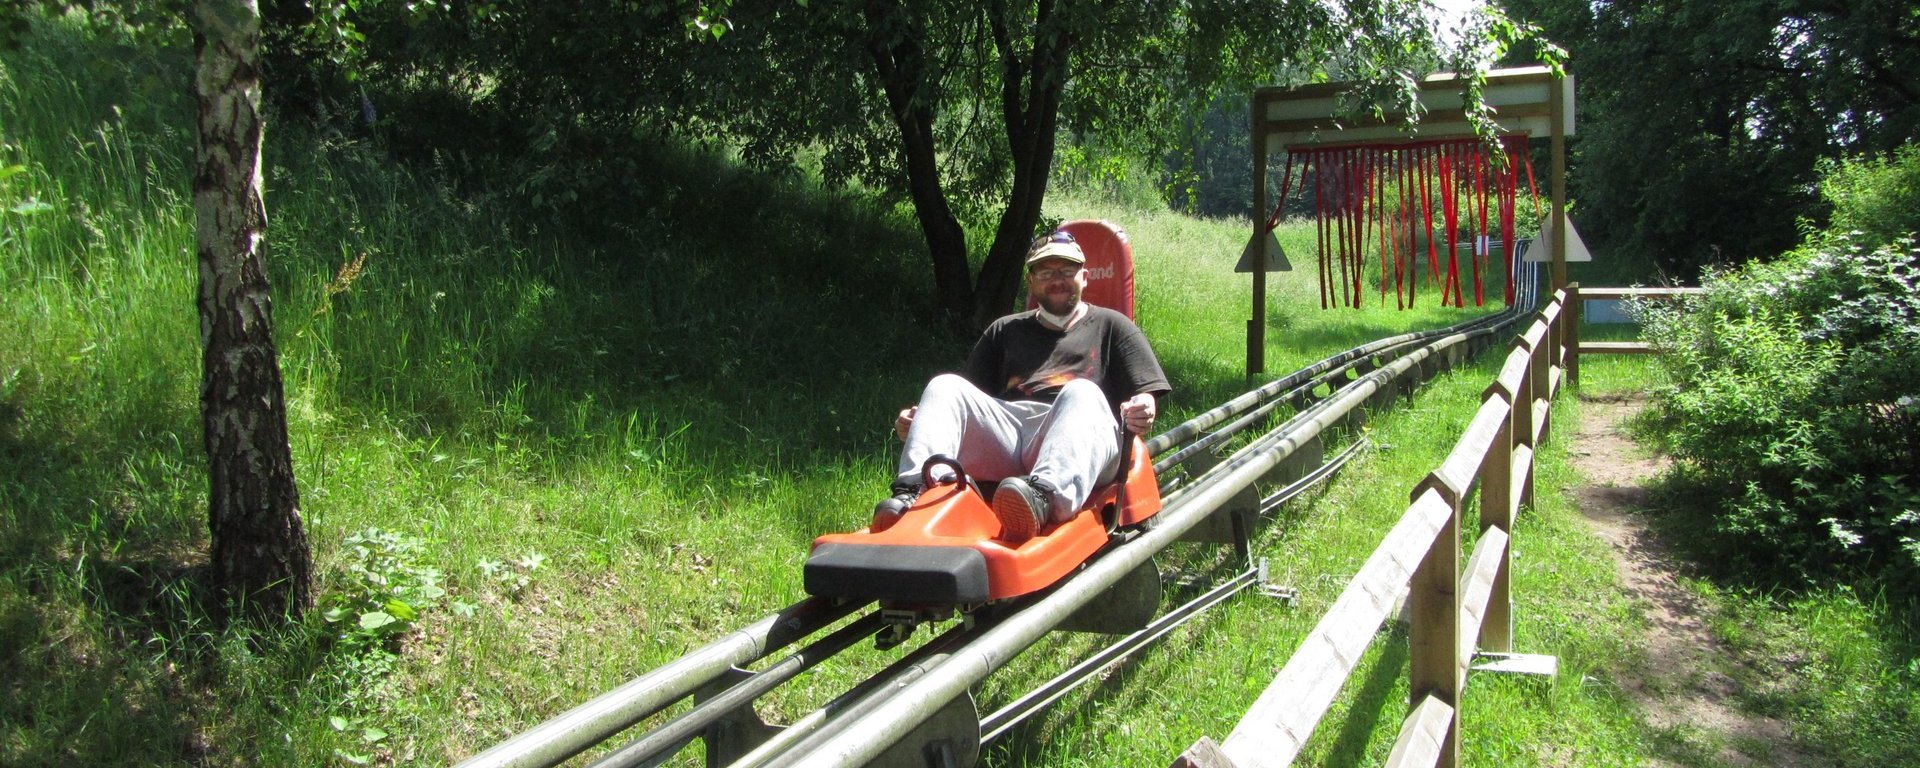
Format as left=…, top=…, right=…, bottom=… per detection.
left=1286, top=135, right=1535, bottom=311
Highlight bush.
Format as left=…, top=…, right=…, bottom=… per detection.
left=1817, top=145, right=1920, bottom=248
left=1639, top=147, right=1920, bottom=594
left=1639, top=234, right=1920, bottom=590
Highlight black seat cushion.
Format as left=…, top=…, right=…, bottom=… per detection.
left=804, top=543, right=990, bottom=604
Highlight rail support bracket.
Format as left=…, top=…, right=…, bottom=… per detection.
left=1254, top=558, right=1297, bottom=605
left=700, top=668, right=783, bottom=768
left=866, top=692, right=980, bottom=768
left=1059, top=557, right=1163, bottom=634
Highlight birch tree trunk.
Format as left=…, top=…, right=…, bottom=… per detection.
left=193, top=0, right=312, bottom=621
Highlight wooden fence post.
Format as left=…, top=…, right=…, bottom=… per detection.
left=1529, top=319, right=1554, bottom=447
left=1409, top=483, right=1463, bottom=767
left=1566, top=283, right=1582, bottom=388
left=1476, top=385, right=1516, bottom=654
left=1510, top=333, right=1538, bottom=511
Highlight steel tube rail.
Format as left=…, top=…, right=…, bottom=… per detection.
left=766, top=341, right=1446, bottom=768
left=1257, top=438, right=1369, bottom=513
left=979, top=567, right=1260, bottom=742
left=1152, top=328, right=1446, bottom=458
left=1186, top=288, right=1566, bottom=768
left=1151, top=277, right=1535, bottom=464
left=760, top=321, right=1499, bottom=767
left=456, top=597, right=861, bottom=768
left=1152, top=326, right=1482, bottom=489
left=468, top=259, right=1559, bottom=768
left=588, top=613, right=887, bottom=768
left=1154, top=335, right=1429, bottom=476
left=1216, top=336, right=1466, bottom=477
left=1162, top=428, right=1366, bottom=506
left=725, top=617, right=991, bottom=768
left=1153, top=258, right=1538, bottom=478
left=1194, top=489, right=1454, bottom=768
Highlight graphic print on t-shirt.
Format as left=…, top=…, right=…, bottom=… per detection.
left=1012, top=345, right=1100, bottom=401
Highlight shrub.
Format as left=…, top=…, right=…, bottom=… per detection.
left=319, top=528, right=447, bottom=652
left=1817, top=145, right=1920, bottom=248
left=1639, top=234, right=1920, bottom=590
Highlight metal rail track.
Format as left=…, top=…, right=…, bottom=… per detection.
left=459, top=263, right=1544, bottom=768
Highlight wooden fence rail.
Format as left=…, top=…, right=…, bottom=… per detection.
left=1567, top=284, right=1703, bottom=385
left=1174, top=286, right=1582, bottom=768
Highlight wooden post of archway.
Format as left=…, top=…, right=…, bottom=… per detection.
left=1246, top=66, right=1575, bottom=377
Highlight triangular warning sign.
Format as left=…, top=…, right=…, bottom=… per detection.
left=1235, top=228, right=1293, bottom=273
left=1521, top=216, right=1593, bottom=263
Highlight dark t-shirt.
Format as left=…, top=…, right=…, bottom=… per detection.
left=962, top=305, right=1172, bottom=410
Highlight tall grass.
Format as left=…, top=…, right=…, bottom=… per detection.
left=6, top=16, right=1912, bottom=768
left=4, top=18, right=950, bottom=764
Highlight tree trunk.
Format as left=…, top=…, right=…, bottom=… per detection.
left=863, top=0, right=1077, bottom=331
left=971, top=0, right=1071, bottom=329
left=863, top=1, right=975, bottom=321
left=193, top=0, right=312, bottom=622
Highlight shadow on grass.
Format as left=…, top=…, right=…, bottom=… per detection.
left=1635, top=476, right=1920, bottom=767
left=1320, top=629, right=1409, bottom=763
left=1643, top=473, right=1920, bottom=633
left=289, top=132, right=971, bottom=478
left=0, top=536, right=274, bottom=766
left=0, top=585, right=205, bottom=768
left=1270, top=304, right=1507, bottom=351
left=1157, top=347, right=1258, bottom=425
left=0, top=367, right=323, bottom=765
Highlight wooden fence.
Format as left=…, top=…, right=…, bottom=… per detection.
left=1566, top=285, right=1703, bottom=387
left=1173, top=286, right=1581, bottom=768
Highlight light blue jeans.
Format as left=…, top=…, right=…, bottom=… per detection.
left=896, top=374, right=1121, bottom=523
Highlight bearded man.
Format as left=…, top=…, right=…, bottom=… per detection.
left=879, top=229, right=1171, bottom=542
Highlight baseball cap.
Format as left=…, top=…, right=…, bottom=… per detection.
left=1025, top=230, right=1085, bottom=267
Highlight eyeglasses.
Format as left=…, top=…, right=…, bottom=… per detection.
left=1029, top=265, right=1082, bottom=281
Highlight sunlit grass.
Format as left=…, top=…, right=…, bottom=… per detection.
left=1700, top=586, right=1920, bottom=767
left=3, top=15, right=1914, bottom=768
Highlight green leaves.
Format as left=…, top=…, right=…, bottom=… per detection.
left=357, top=610, right=394, bottom=630
left=1508, top=0, right=1919, bottom=277
left=686, top=3, right=734, bottom=41
left=1, top=162, right=51, bottom=216
left=474, top=550, right=544, bottom=598
left=328, top=713, right=390, bottom=765
left=320, top=528, right=445, bottom=645
left=355, top=598, right=416, bottom=631
left=315, top=527, right=547, bottom=761
left=1642, top=215, right=1920, bottom=592
left=1817, top=146, right=1920, bottom=249
left=321, top=0, right=1529, bottom=320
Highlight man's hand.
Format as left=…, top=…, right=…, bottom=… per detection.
left=1120, top=393, right=1156, bottom=435
left=894, top=406, right=917, bottom=440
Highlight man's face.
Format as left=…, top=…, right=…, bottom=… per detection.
left=1027, top=257, right=1087, bottom=316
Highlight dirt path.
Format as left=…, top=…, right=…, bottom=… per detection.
left=1569, top=393, right=1817, bottom=768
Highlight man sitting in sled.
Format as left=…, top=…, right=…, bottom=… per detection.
left=879, top=229, right=1171, bottom=542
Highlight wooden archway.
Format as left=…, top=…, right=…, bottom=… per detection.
left=1246, top=66, right=1575, bottom=375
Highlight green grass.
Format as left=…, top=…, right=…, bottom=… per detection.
left=1568, top=358, right=1920, bottom=768
left=4, top=16, right=1915, bottom=768
left=1689, top=585, right=1920, bottom=767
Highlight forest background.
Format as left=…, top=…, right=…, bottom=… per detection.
left=2, top=0, right=1917, bottom=765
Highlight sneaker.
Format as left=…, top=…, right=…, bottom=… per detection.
left=991, top=476, right=1055, bottom=544
left=873, top=481, right=925, bottom=521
